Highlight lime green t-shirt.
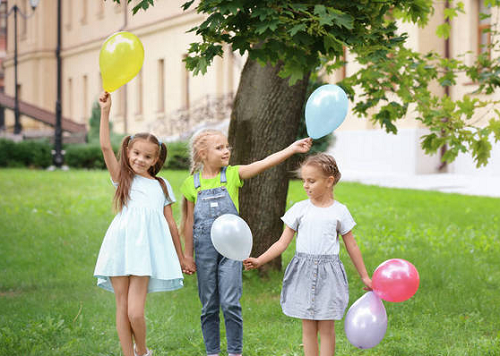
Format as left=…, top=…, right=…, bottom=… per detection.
left=180, top=165, right=244, bottom=212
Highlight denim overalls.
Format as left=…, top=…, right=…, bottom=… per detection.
left=193, top=167, right=243, bottom=355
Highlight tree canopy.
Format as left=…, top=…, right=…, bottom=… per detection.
left=113, top=0, right=500, bottom=167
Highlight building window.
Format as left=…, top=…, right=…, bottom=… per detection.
left=98, top=72, right=102, bottom=93
left=20, top=0, right=28, bottom=38
left=113, top=87, right=122, bottom=116
left=182, top=54, right=190, bottom=110
left=114, top=1, right=123, bottom=13
left=478, top=1, right=491, bottom=57
left=342, top=46, right=348, bottom=79
left=158, top=59, right=165, bottom=112
left=81, top=0, right=88, bottom=25
left=226, top=46, right=234, bottom=97
left=83, top=75, right=88, bottom=121
left=65, top=0, right=72, bottom=30
left=97, top=0, right=105, bottom=19
left=67, top=78, right=73, bottom=120
left=136, top=70, right=143, bottom=115
left=0, top=2, right=7, bottom=36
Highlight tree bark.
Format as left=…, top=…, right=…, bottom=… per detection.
left=228, top=58, right=310, bottom=271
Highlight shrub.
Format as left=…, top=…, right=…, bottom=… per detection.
left=165, top=141, right=190, bottom=170
left=0, top=139, right=52, bottom=168
left=64, top=144, right=107, bottom=169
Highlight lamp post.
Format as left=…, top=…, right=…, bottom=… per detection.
left=4, top=0, right=40, bottom=135
left=53, top=0, right=63, bottom=167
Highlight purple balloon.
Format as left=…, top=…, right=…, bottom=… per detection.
left=344, top=292, right=387, bottom=349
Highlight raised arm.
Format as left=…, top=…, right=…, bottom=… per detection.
left=243, top=226, right=296, bottom=270
left=99, top=92, right=120, bottom=182
left=238, top=138, right=312, bottom=180
left=342, top=230, right=372, bottom=290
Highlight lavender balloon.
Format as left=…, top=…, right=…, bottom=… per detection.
left=344, top=292, right=387, bottom=349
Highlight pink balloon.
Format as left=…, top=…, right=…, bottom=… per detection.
left=372, top=259, right=419, bottom=302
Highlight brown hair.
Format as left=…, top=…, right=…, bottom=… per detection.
left=300, top=153, right=342, bottom=186
left=114, top=133, right=170, bottom=211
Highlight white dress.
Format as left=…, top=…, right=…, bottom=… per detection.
left=94, top=175, right=183, bottom=293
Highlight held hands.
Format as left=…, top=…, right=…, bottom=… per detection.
left=243, top=257, right=262, bottom=270
left=181, top=256, right=197, bottom=275
left=99, top=91, right=111, bottom=112
left=289, top=137, right=313, bottom=154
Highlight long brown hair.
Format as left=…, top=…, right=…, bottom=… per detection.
left=114, top=133, right=170, bottom=211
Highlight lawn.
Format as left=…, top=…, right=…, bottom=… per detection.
left=0, top=168, right=499, bottom=355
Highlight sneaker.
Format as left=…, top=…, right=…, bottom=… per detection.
left=134, top=347, right=153, bottom=356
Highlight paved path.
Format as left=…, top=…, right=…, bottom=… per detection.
left=341, top=170, right=500, bottom=198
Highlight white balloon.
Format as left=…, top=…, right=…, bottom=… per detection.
left=210, top=214, right=253, bottom=261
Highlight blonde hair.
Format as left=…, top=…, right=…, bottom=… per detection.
left=300, top=153, right=341, bottom=186
left=188, top=129, right=226, bottom=174
left=181, top=129, right=227, bottom=236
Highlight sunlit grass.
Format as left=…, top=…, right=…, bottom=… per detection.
left=1, top=168, right=499, bottom=355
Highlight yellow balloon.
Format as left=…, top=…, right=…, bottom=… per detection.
left=99, top=32, right=144, bottom=92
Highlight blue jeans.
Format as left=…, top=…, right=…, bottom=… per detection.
left=193, top=182, right=243, bottom=355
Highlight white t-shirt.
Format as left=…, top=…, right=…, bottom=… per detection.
left=281, top=199, right=356, bottom=255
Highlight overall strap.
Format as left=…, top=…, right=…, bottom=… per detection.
left=194, top=167, right=227, bottom=189
left=220, top=166, right=228, bottom=184
left=194, top=172, right=201, bottom=189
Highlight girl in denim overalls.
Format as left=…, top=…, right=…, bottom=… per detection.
left=180, top=129, right=312, bottom=356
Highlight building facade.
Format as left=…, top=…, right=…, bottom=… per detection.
left=3, top=0, right=242, bottom=138
left=3, top=0, right=499, bottom=176
left=327, top=1, right=500, bottom=176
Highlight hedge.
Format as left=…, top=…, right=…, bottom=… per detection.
left=0, top=139, right=190, bottom=170
left=0, top=139, right=52, bottom=168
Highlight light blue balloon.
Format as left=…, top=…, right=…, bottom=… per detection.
left=305, top=84, right=348, bottom=139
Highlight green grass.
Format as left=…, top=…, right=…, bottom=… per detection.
left=1, top=168, right=499, bottom=355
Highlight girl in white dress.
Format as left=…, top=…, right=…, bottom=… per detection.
left=94, top=92, right=191, bottom=356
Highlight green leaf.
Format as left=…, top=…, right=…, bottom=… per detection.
left=489, top=117, right=500, bottom=142
left=323, top=35, right=343, bottom=53
left=330, top=12, right=354, bottom=30
left=471, top=137, right=492, bottom=168
left=289, top=24, right=307, bottom=37
left=436, top=23, right=450, bottom=38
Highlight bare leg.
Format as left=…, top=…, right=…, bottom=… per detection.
left=318, top=320, right=335, bottom=356
left=111, top=276, right=134, bottom=356
left=302, top=319, right=319, bottom=356
left=128, top=276, right=149, bottom=355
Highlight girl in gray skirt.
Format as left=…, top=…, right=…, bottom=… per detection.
left=244, top=153, right=372, bottom=356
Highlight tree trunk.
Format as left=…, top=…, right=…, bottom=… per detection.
left=228, top=58, right=310, bottom=272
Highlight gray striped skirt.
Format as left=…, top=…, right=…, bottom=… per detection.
left=280, top=252, right=349, bottom=320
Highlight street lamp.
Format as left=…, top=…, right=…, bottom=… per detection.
left=4, top=0, right=40, bottom=135
left=53, top=0, right=63, bottom=167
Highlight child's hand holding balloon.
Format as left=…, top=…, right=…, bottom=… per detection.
left=289, top=137, right=313, bottom=154
left=99, top=91, right=111, bottom=112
